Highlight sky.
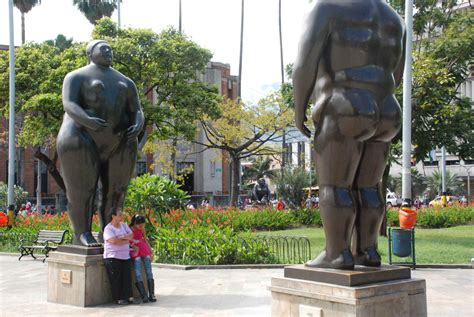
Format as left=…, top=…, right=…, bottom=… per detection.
left=0, top=0, right=311, bottom=105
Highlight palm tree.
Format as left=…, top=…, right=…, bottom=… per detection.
left=242, top=157, right=276, bottom=186
left=13, top=0, right=41, bottom=44
left=425, top=170, right=464, bottom=197
left=73, top=0, right=118, bottom=25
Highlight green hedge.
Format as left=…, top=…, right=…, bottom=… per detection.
left=154, top=226, right=278, bottom=265
left=386, top=206, right=474, bottom=228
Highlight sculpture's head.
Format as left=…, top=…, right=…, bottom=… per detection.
left=86, top=40, right=113, bottom=67
left=258, top=178, right=266, bottom=187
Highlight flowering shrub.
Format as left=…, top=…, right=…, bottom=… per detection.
left=386, top=206, right=474, bottom=228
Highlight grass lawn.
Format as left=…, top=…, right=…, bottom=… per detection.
left=255, top=225, right=474, bottom=264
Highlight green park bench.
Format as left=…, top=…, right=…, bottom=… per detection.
left=18, top=230, right=68, bottom=263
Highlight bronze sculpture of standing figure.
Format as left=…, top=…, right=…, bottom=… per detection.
left=294, top=0, right=406, bottom=269
left=57, top=40, right=144, bottom=247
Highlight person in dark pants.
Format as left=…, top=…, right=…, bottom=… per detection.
left=103, top=208, right=137, bottom=305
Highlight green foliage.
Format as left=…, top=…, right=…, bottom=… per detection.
left=154, top=226, right=277, bottom=265
left=0, top=182, right=29, bottom=209
left=386, top=206, right=474, bottom=228
left=92, top=18, right=222, bottom=143
left=73, top=0, right=118, bottom=25
left=425, top=170, right=464, bottom=197
left=388, top=168, right=427, bottom=198
left=44, top=34, right=74, bottom=51
left=231, top=209, right=295, bottom=231
left=291, top=208, right=322, bottom=227
left=242, top=157, right=276, bottom=188
left=274, top=167, right=310, bottom=209
left=125, top=173, right=189, bottom=231
left=199, top=93, right=293, bottom=205
left=0, top=42, right=86, bottom=148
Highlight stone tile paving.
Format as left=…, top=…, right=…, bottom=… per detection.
left=0, top=255, right=472, bottom=317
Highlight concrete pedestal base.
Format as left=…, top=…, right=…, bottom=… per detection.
left=269, top=266, right=427, bottom=317
left=47, top=251, right=113, bottom=307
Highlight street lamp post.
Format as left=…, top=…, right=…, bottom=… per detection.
left=7, top=0, right=16, bottom=226
left=401, top=0, right=414, bottom=206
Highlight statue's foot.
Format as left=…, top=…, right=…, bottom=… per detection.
left=79, top=232, right=102, bottom=247
left=354, top=247, right=381, bottom=267
left=305, top=249, right=354, bottom=270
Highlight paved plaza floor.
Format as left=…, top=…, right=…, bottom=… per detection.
left=0, top=255, right=472, bottom=317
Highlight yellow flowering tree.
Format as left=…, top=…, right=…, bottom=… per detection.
left=197, top=92, right=293, bottom=206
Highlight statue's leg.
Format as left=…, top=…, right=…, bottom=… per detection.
left=306, top=90, right=377, bottom=269
left=57, top=122, right=100, bottom=246
left=352, top=95, right=401, bottom=266
left=352, top=142, right=389, bottom=266
left=98, top=138, right=138, bottom=230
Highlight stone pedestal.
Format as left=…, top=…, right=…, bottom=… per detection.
left=47, top=249, right=113, bottom=307
left=269, top=265, right=427, bottom=317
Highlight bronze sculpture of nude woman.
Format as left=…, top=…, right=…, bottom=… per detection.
left=293, top=0, right=406, bottom=269
left=57, top=40, right=144, bottom=247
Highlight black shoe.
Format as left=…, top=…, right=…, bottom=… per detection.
left=135, top=281, right=149, bottom=303
left=117, top=299, right=129, bottom=305
left=147, top=279, right=157, bottom=302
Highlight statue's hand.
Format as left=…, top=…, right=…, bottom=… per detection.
left=296, top=121, right=311, bottom=138
left=295, top=113, right=311, bottom=138
left=85, top=117, right=108, bottom=131
left=126, top=124, right=141, bottom=140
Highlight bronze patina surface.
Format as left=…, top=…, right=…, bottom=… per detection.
left=284, top=264, right=411, bottom=286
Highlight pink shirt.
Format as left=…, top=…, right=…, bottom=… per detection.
left=130, top=227, right=152, bottom=258
left=103, top=222, right=132, bottom=260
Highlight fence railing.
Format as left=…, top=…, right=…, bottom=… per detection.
left=154, top=235, right=311, bottom=265
left=0, top=231, right=312, bottom=265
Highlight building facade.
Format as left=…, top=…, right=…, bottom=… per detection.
left=151, top=61, right=239, bottom=196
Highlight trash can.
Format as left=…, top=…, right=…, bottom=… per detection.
left=399, top=207, right=417, bottom=229
left=391, top=228, right=412, bottom=257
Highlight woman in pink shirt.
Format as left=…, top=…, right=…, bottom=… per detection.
left=130, top=214, right=157, bottom=303
left=103, top=208, right=136, bottom=305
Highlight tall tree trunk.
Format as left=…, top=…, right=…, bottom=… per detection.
left=36, top=159, right=42, bottom=211
left=171, top=138, right=178, bottom=181
left=34, top=148, right=66, bottom=193
left=238, top=0, right=244, bottom=99
left=178, top=0, right=182, bottom=33
left=230, top=155, right=240, bottom=206
left=278, top=0, right=286, bottom=168
left=379, top=163, right=391, bottom=237
left=21, top=12, right=25, bottom=44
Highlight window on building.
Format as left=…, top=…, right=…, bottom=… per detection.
left=423, top=161, right=439, bottom=167
left=446, top=160, right=460, bottom=166
left=210, top=161, right=216, bottom=178
left=5, top=160, right=18, bottom=186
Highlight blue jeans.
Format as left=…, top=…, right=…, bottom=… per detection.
left=133, top=256, right=153, bottom=282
